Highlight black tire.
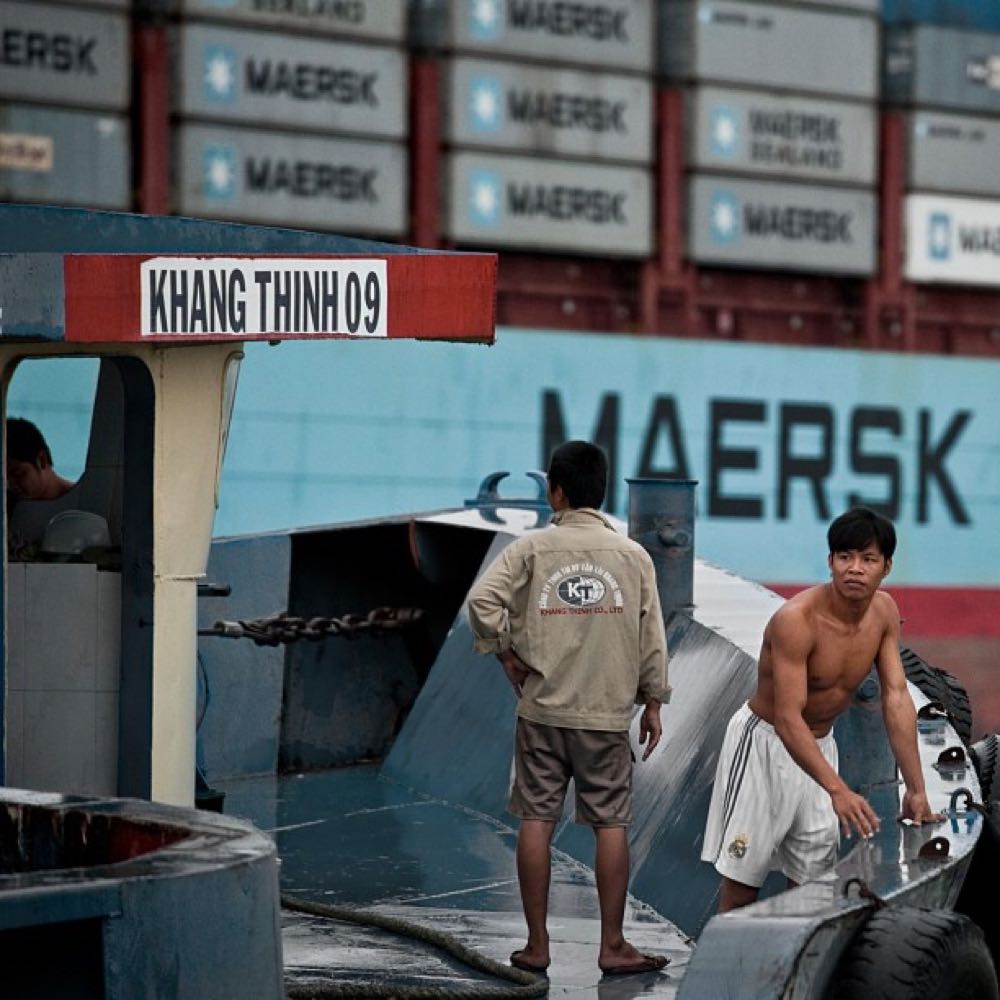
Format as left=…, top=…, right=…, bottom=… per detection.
left=970, top=734, right=999, bottom=801
left=900, top=645, right=973, bottom=744
left=957, top=800, right=1000, bottom=966
left=828, top=906, right=999, bottom=1000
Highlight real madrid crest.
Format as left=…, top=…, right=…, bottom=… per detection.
left=727, top=835, right=748, bottom=859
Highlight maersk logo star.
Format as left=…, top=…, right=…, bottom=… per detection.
left=204, top=146, right=237, bottom=200
left=710, top=105, right=739, bottom=158
left=470, top=76, right=502, bottom=132
left=469, top=170, right=501, bottom=226
left=469, top=0, right=503, bottom=41
left=204, top=46, right=238, bottom=103
left=709, top=190, right=741, bottom=244
left=929, top=212, right=952, bottom=261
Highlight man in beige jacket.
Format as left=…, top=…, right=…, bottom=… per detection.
left=468, top=440, right=670, bottom=976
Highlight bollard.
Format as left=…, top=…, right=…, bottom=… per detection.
left=626, top=478, right=697, bottom=623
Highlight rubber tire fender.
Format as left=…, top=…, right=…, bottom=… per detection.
left=826, top=906, right=999, bottom=1000
left=900, top=645, right=973, bottom=744
left=969, top=733, right=999, bottom=801
left=956, top=798, right=1000, bottom=967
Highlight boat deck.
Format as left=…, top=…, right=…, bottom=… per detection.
left=219, top=764, right=692, bottom=998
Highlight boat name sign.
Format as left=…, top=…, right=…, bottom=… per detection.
left=140, top=257, right=388, bottom=337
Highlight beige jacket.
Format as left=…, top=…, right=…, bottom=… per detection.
left=467, top=508, right=670, bottom=731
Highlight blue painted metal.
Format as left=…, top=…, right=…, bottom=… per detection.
left=193, top=485, right=993, bottom=995
left=0, top=204, right=417, bottom=255
left=197, top=533, right=292, bottom=779
left=0, top=255, right=65, bottom=340
left=0, top=788, right=282, bottom=999
left=627, top=477, right=697, bottom=621
left=882, top=0, right=1000, bottom=29
left=676, top=689, right=981, bottom=999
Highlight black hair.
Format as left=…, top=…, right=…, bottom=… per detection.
left=547, top=440, right=608, bottom=509
left=6, top=417, right=52, bottom=466
left=827, top=506, right=896, bottom=560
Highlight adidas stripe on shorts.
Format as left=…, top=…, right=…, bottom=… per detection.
left=701, top=702, right=839, bottom=888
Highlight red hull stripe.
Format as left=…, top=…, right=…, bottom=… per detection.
left=766, top=584, right=1000, bottom=637
left=63, top=254, right=496, bottom=344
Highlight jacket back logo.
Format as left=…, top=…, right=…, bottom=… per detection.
left=557, top=575, right=606, bottom=607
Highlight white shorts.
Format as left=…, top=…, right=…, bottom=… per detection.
left=701, top=703, right=839, bottom=888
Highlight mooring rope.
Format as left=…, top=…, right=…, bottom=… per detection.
left=281, top=894, right=549, bottom=999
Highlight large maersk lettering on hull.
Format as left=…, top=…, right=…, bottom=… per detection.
left=209, top=329, right=997, bottom=627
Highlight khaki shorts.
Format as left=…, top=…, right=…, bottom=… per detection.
left=508, top=717, right=633, bottom=827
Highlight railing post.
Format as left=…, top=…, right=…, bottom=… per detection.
left=627, top=478, right=697, bottom=622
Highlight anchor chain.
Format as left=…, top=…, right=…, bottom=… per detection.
left=199, top=607, right=424, bottom=646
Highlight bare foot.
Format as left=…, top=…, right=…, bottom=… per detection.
left=598, top=940, right=670, bottom=976
left=510, top=947, right=550, bottom=973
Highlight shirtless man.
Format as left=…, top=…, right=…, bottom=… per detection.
left=701, top=506, right=942, bottom=912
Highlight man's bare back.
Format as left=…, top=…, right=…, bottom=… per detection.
left=749, top=582, right=896, bottom=737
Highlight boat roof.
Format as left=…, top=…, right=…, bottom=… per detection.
left=0, top=205, right=495, bottom=346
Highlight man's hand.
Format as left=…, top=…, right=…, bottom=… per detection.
left=900, top=788, right=944, bottom=825
left=639, top=700, right=662, bottom=761
left=497, top=650, right=530, bottom=698
left=830, top=786, right=881, bottom=839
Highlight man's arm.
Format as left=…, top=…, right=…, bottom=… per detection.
left=636, top=557, right=669, bottom=759
left=467, top=543, right=531, bottom=697
left=873, top=597, right=942, bottom=824
left=770, top=607, right=881, bottom=839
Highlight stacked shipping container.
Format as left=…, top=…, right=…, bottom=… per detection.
left=659, top=0, right=881, bottom=275
left=0, top=0, right=130, bottom=208
left=423, top=0, right=656, bottom=257
left=171, top=0, right=409, bottom=236
left=882, top=13, right=1000, bottom=288
left=3, top=1, right=1000, bottom=348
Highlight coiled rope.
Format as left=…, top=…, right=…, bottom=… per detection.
left=281, top=894, right=549, bottom=999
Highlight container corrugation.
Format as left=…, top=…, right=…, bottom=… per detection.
left=688, top=173, right=877, bottom=274
left=444, top=57, right=653, bottom=164
left=0, top=104, right=130, bottom=209
left=444, top=150, right=653, bottom=257
left=905, top=192, right=1000, bottom=286
left=882, top=0, right=1000, bottom=31
left=175, top=123, right=408, bottom=236
left=173, top=24, right=407, bottom=139
left=908, top=109, right=1000, bottom=196
left=163, top=0, right=406, bottom=42
left=658, top=0, right=879, bottom=100
left=0, top=0, right=130, bottom=112
left=414, top=0, right=655, bottom=72
left=884, top=23, right=1000, bottom=112
left=687, top=85, right=877, bottom=185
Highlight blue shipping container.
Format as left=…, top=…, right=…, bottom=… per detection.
left=882, top=0, right=1000, bottom=30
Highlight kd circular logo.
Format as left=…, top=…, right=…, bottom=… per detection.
left=557, top=575, right=606, bottom=607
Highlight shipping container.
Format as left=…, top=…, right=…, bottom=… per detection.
left=688, top=174, right=877, bottom=274
left=47, top=0, right=129, bottom=8
left=797, top=0, right=879, bottom=9
left=905, top=192, right=1000, bottom=286
left=174, top=24, right=407, bottom=139
left=176, top=123, right=407, bottom=235
left=164, top=0, right=406, bottom=41
left=688, top=85, right=877, bottom=186
left=882, top=0, right=1000, bottom=31
left=0, top=104, right=129, bottom=209
left=884, top=23, right=1000, bottom=112
left=413, top=0, right=654, bottom=72
left=908, top=109, right=1000, bottom=197
left=444, top=57, right=653, bottom=164
left=0, top=0, right=129, bottom=112
left=659, top=1, right=879, bottom=100
left=444, top=150, right=653, bottom=256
